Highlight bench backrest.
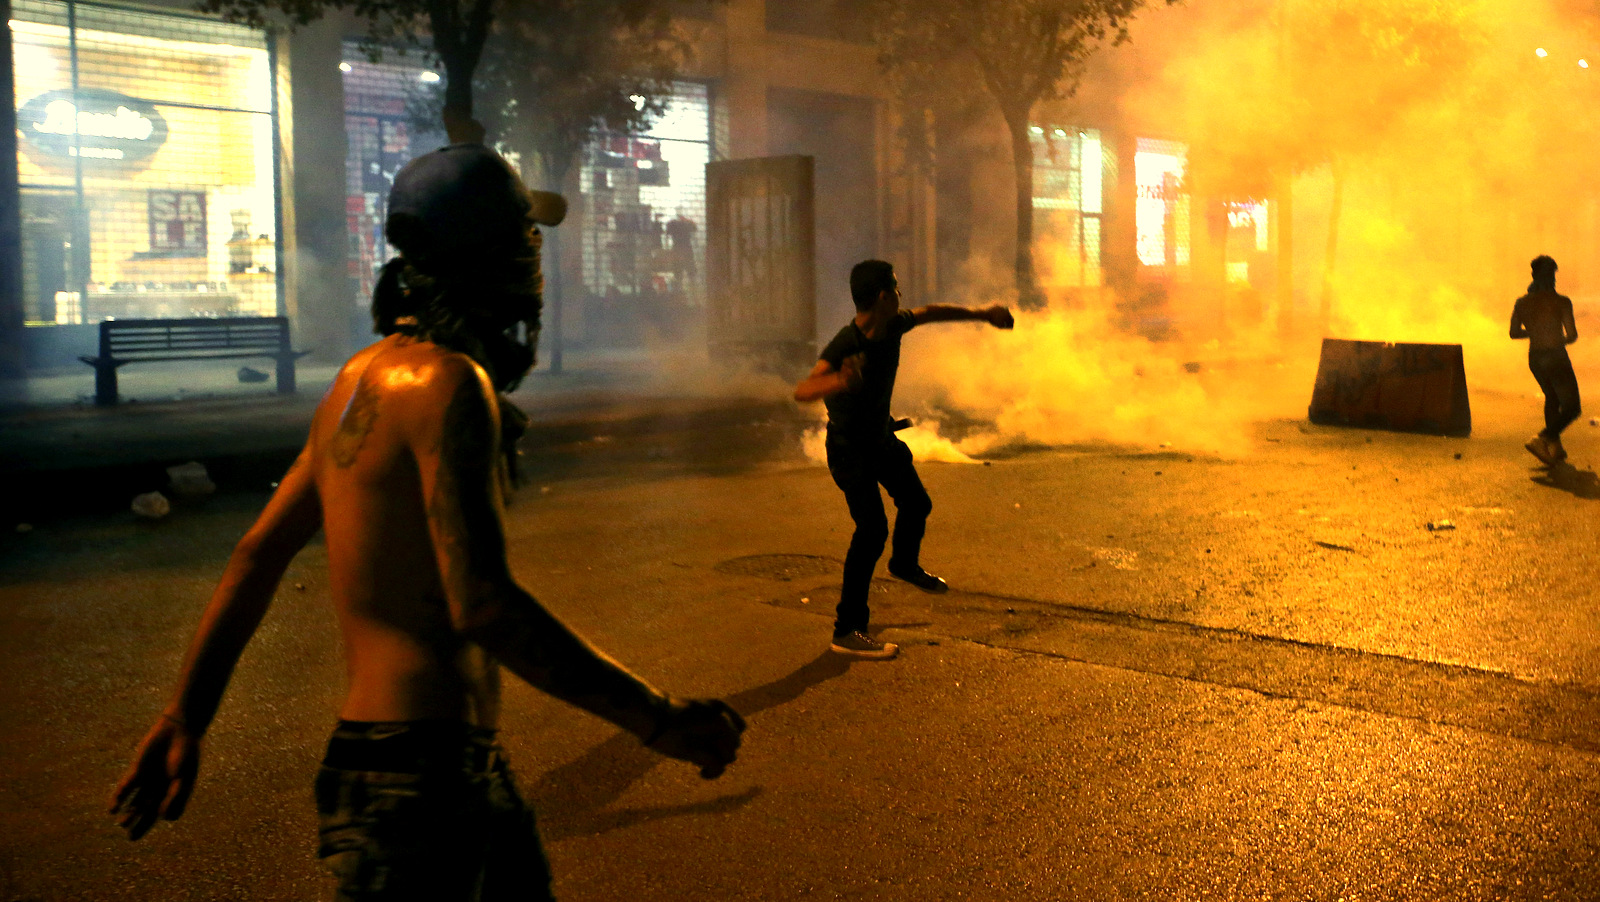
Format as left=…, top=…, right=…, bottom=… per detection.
left=99, top=317, right=291, bottom=360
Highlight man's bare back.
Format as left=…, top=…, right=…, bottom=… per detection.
left=312, top=335, right=501, bottom=726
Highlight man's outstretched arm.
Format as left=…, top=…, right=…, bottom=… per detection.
left=911, top=304, right=1014, bottom=329
left=416, top=359, right=743, bottom=775
left=111, top=448, right=323, bottom=839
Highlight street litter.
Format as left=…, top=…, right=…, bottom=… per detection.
left=1427, top=520, right=1456, bottom=531
left=237, top=366, right=269, bottom=383
left=167, top=461, right=216, bottom=496
left=131, top=492, right=171, bottom=519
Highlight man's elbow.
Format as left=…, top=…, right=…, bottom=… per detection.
left=451, top=595, right=511, bottom=643
left=448, top=578, right=529, bottom=642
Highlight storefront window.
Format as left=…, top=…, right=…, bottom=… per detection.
left=579, top=82, right=710, bottom=344
left=340, top=43, right=446, bottom=307
left=11, top=0, right=278, bottom=326
left=1135, top=137, right=1190, bottom=274
left=1031, top=125, right=1103, bottom=290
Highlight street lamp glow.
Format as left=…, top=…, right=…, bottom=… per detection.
left=419, top=71, right=441, bottom=83
left=339, top=61, right=352, bottom=73
left=1582, top=59, right=1590, bottom=69
left=1536, top=47, right=1549, bottom=58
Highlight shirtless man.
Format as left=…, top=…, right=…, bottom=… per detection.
left=793, top=260, right=1013, bottom=659
left=109, top=143, right=745, bottom=901
left=1511, top=255, right=1581, bottom=465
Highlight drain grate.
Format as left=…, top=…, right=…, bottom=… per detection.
left=714, top=554, right=839, bottom=581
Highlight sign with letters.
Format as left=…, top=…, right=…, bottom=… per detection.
left=17, top=89, right=168, bottom=164
left=148, top=190, right=207, bottom=255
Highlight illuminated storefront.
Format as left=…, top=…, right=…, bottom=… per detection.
left=10, top=0, right=280, bottom=333
left=577, top=82, right=710, bottom=345
left=1031, top=124, right=1104, bottom=292
left=1135, top=137, right=1190, bottom=275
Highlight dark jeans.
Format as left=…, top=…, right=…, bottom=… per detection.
left=827, top=433, right=932, bottom=636
left=314, top=720, right=554, bottom=902
left=1530, top=347, right=1582, bottom=438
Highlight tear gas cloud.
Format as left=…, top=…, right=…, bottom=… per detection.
left=882, top=0, right=1600, bottom=460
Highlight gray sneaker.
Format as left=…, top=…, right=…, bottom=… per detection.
left=829, top=630, right=899, bottom=660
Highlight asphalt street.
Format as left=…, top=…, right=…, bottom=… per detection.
left=1, top=385, right=1598, bottom=900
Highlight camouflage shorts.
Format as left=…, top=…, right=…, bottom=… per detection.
left=314, top=721, right=555, bottom=902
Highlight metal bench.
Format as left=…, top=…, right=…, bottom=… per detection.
left=78, top=316, right=308, bottom=406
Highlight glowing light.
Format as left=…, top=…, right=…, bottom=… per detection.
left=339, top=61, right=352, bottom=73
left=1582, top=59, right=1590, bottom=69
left=629, top=93, right=647, bottom=111
left=1053, top=128, right=1067, bottom=137
left=1029, top=125, right=1044, bottom=135
left=1536, top=47, right=1548, bottom=58
left=419, top=70, right=441, bottom=83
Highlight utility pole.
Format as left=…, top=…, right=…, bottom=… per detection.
left=1, top=1, right=26, bottom=375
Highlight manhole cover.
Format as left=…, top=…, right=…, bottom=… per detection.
left=714, top=553, right=839, bottom=581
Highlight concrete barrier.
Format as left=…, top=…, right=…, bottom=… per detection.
left=1308, top=338, right=1471, bottom=436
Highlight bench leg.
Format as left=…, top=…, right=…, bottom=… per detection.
left=95, top=363, right=119, bottom=406
left=275, top=355, right=297, bottom=395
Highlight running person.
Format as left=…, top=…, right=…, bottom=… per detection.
left=110, top=143, right=744, bottom=901
left=793, top=260, right=1013, bottom=659
left=1511, top=254, right=1580, bottom=465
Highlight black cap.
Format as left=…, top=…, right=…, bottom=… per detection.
left=386, top=144, right=533, bottom=258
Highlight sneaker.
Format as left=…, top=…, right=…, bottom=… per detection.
left=1526, top=435, right=1558, bottom=466
left=888, top=560, right=949, bottom=594
left=829, top=630, right=899, bottom=659
left=1548, top=436, right=1569, bottom=461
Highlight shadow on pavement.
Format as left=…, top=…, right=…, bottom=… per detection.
left=530, top=650, right=855, bottom=840
left=1531, top=462, right=1600, bottom=499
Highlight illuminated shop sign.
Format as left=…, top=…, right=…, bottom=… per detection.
left=17, top=89, right=169, bottom=163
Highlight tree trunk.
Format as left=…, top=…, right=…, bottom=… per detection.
left=543, top=155, right=576, bottom=374
left=1006, top=113, right=1043, bottom=310
left=430, top=0, right=494, bottom=143
left=1276, top=175, right=1293, bottom=336
left=1319, top=161, right=1343, bottom=331
left=544, top=226, right=563, bottom=373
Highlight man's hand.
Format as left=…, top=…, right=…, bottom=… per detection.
left=646, top=698, right=747, bottom=779
left=109, top=717, right=201, bottom=841
left=838, top=353, right=866, bottom=391
left=985, top=306, right=1015, bottom=330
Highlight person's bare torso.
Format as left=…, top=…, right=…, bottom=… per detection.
left=310, top=335, right=500, bottom=727
left=1516, top=290, right=1574, bottom=350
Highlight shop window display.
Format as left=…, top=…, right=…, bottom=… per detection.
left=1135, top=137, right=1191, bottom=273
left=1031, top=125, right=1104, bottom=294
left=10, top=0, right=279, bottom=326
left=578, top=82, right=710, bottom=347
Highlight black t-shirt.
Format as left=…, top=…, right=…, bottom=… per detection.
left=819, top=309, right=917, bottom=444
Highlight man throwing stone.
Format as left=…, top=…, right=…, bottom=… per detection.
left=110, top=143, right=744, bottom=901
left=1511, top=254, right=1580, bottom=465
left=794, top=260, right=1013, bottom=659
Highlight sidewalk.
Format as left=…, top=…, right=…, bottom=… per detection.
left=0, top=348, right=798, bottom=521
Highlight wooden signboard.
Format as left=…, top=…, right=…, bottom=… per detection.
left=706, top=155, right=816, bottom=374
left=1308, top=339, right=1471, bottom=436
